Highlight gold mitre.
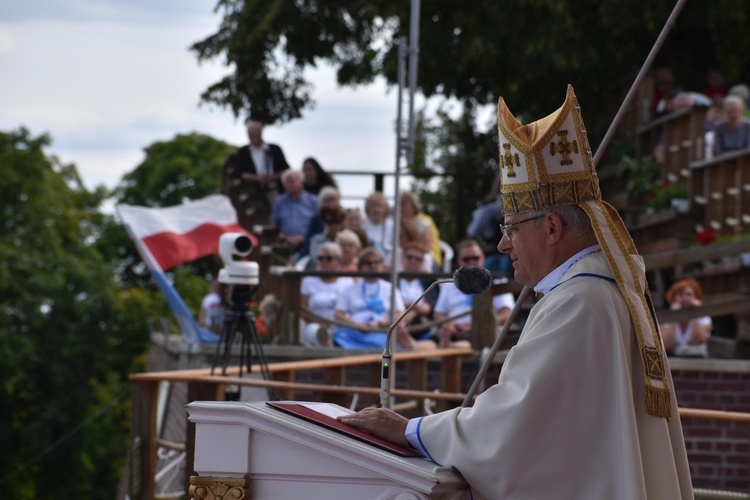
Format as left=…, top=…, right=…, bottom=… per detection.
left=497, top=84, right=601, bottom=216
left=496, top=85, right=673, bottom=420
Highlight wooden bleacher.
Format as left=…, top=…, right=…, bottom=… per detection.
left=622, top=104, right=750, bottom=356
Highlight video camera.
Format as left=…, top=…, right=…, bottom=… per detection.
left=217, top=233, right=259, bottom=287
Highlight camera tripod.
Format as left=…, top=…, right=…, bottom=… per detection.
left=210, top=285, right=277, bottom=401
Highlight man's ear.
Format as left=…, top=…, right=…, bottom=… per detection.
left=545, top=212, right=565, bottom=244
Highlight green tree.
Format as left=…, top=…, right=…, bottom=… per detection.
left=410, top=105, right=497, bottom=245
left=114, top=132, right=236, bottom=207
left=191, top=0, right=750, bottom=247
left=191, top=0, right=750, bottom=143
left=0, top=128, right=151, bottom=499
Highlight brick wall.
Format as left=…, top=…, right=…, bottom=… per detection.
left=671, top=358, right=750, bottom=492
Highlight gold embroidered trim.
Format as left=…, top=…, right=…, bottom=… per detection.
left=581, top=201, right=671, bottom=420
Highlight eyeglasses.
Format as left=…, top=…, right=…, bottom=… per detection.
left=499, top=214, right=545, bottom=240
left=360, top=260, right=383, bottom=267
left=404, top=254, right=424, bottom=262
left=317, top=255, right=335, bottom=262
left=460, top=255, right=482, bottom=264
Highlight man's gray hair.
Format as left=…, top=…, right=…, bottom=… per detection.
left=725, top=94, right=746, bottom=110
left=281, top=169, right=302, bottom=183
left=318, top=186, right=340, bottom=203
left=530, top=205, right=597, bottom=245
left=317, top=241, right=343, bottom=261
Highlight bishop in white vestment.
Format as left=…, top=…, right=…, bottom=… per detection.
left=341, top=86, right=693, bottom=499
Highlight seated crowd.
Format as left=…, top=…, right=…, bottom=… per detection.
left=284, top=175, right=515, bottom=351
left=650, top=67, right=750, bottom=161
left=230, top=119, right=516, bottom=351
left=220, top=103, right=722, bottom=356
left=220, top=138, right=715, bottom=357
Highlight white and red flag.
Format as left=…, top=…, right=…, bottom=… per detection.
left=116, top=194, right=256, bottom=271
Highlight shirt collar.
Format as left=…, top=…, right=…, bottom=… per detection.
left=534, top=244, right=602, bottom=295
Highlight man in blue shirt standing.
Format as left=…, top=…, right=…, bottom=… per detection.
left=272, top=170, right=319, bottom=251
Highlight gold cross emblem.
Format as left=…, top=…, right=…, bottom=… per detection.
left=644, top=346, right=664, bottom=379
left=500, top=143, right=520, bottom=178
left=549, top=130, right=579, bottom=166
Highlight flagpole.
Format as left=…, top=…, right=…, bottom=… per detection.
left=120, top=220, right=162, bottom=274
left=118, top=217, right=213, bottom=344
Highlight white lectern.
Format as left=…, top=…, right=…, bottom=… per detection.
left=186, top=401, right=468, bottom=499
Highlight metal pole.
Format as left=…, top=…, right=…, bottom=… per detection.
left=406, top=0, right=421, bottom=166
left=384, top=38, right=408, bottom=409
left=592, top=0, right=687, bottom=167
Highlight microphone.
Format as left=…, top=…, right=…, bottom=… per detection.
left=380, top=266, right=493, bottom=408
left=454, top=265, right=493, bottom=295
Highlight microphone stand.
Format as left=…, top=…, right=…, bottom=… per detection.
left=380, top=278, right=453, bottom=409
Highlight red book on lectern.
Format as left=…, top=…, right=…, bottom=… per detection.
left=267, top=402, right=421, bottom=457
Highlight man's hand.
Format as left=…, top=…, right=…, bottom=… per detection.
left=285, top=234, right=304, bottom=247
left=338, top=407, right=410, bottom=448
left=257, top=173, right=274, bottom=185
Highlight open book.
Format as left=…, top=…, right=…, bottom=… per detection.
left=267, top=402, right=421, bottom=457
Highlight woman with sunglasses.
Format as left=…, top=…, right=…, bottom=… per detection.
left=299, top=242, right=353, bottom=347
left=333, top=247, right=436, bottom=350
left=306, top=205, right=347, bottom=270
left=397, top=245, right=435, bottom=333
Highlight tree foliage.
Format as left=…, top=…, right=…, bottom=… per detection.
left=191, top=0, right=750, bottom=248
left=410, top=105, right=497, bottom=245
left=0, top=128, right=151, bottom=499
left=114, top=132, right=236, bottom=208
left=192, top=0, right=750, bottom=142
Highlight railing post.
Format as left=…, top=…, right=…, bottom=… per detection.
left=129, top=380, right=159, bottom=500
left=471, top=290, right=496, bottom=350
left=440, top=352, right=463, bottom=412
left=375, top=173, right=385, bottom=193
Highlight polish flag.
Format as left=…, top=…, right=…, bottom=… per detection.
left=116, top=194, right=257, bottom=270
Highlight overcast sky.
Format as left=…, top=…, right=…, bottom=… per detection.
left=0, top=1, right=411, bottom=208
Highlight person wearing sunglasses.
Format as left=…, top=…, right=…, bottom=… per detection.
left=397, top=245, right=436, bottom=335
left=390, top=217, right=434, bottom=272
left=306, top=205, right=347, bottom=270
left=299, top=242, right=353, bottom=347
left=333, top=248, right=435, bottom=350
left=433, top=239, right=515, bottom=348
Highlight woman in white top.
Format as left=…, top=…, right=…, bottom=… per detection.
left=299, top=242, right=353, bottom=346
left=660, top=278, right=712, bottom=357
left=335, top=229, right=362, bottom=275
left=333, top=248, right=435, bottom=350
left=362, top=192, right=394, bottom=256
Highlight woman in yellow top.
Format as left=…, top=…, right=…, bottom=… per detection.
left=400, top=191, right=442, bottom=269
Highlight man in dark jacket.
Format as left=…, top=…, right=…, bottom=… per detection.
left=233, top=119, right=290, bottom=208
